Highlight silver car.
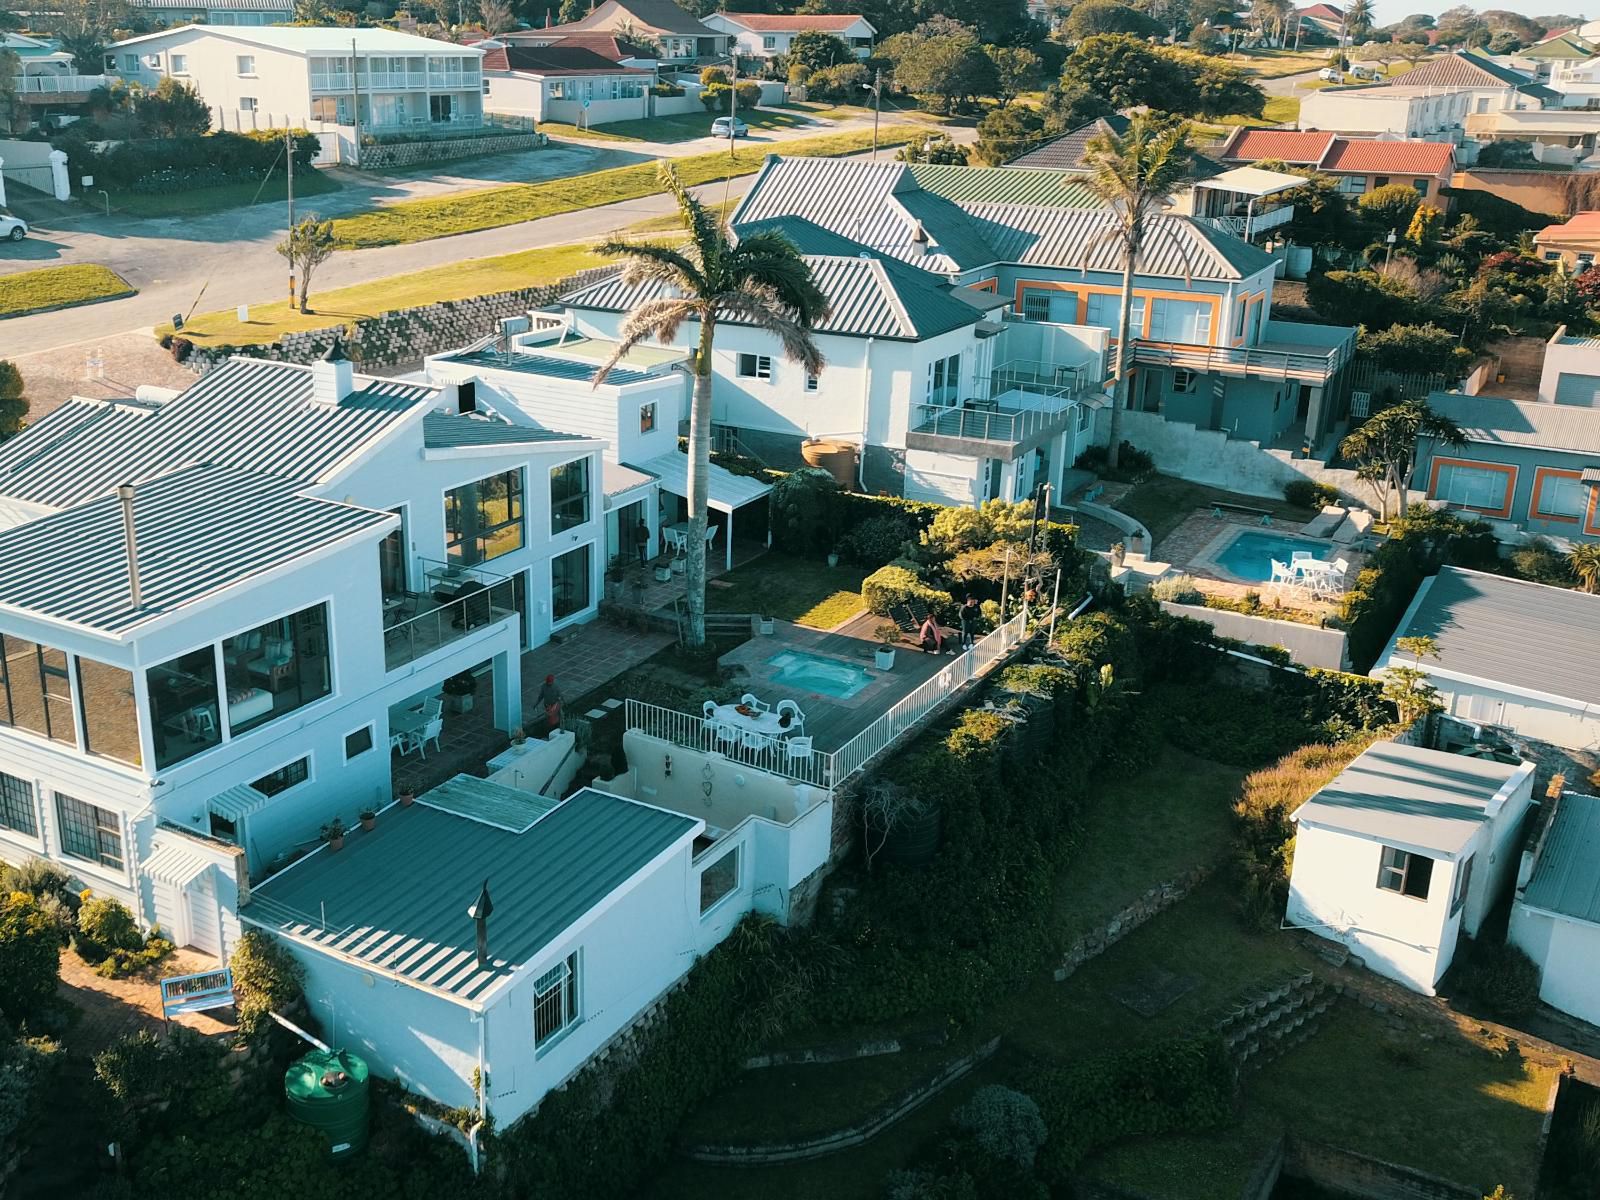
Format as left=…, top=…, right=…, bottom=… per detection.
left=0, top=214, right=27, bottom=242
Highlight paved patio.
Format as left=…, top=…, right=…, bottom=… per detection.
left=1158, top=508, right=1368, bottom=616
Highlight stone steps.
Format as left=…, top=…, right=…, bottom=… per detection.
left=1216, top=970, right=1338, bottom=1073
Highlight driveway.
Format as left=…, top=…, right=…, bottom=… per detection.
left=1260, top=68, right=1325, bottom=97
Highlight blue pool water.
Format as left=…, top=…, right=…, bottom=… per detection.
left=766, top=650, right=874, bottom=700
left=1214, top=531, right=1328, bottom=584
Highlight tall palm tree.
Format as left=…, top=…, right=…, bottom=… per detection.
left=1570, top=543, right=1600, bottom=594
left=1345, top=0, right=1373, bottom=41
left=595, top=165, right=829, bottom=647
left=1081, top=114, right=1197, bottom=472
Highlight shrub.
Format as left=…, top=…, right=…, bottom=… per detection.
left=1306, top=269, right=1418, bottom=331
left=1458, top=941, right=1542, bottom=1019
left=94, top=1027, right=232, bottom=1138
left=75, top=895, right=142, bottom=958
left=1149, top=574, right=1204, bottom=604
left=170, top=336, right=193, bottom=363
left=1357, top=182, right=1425, bottom=230
left=1510, top=537, right=1575, bottom=588
left=951, top=1085, right=1048, bottom=1171
left=0, top=860, right=76, bottom=943
left=230, top=930, right=306, bottom=1046
left=699, top=81, right=730, bottom=112
left=0, top=1032, right=60, bottom=1169
left=1054, top=611, right=1139, bottom=686
left=0, top=892, right=60, bottom=1025
left=807, top=62, right=867, bottom=101
left=1074, top=440, right=1153, bottom=481
left=769, top=467, right=839, bottom=555
left=839, top=511, right=918, bottom=566
left=699, top=66, right=729, bottom=86
left=1283, top=479, right=1340, bottom=509
left=862, top=564, right=951, bottom=617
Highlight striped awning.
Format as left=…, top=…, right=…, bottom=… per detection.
left=1581, top=466, right=1600, bottom=485
left=210, top=783, right=271, bottom=822
left=144, top=840, right=211, bottom=887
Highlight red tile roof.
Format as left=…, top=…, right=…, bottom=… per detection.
left=481, top=43, right=651, bottom=75
left=1321, top=138, right=1455, bottom=176
left=1538, top=211, right=1600, bottom=240
left=1296, top=3, right=1344, bottom=20
left=718, top=12, right=863, bottom=31
left=1217, top=128, right=1336, bottom=165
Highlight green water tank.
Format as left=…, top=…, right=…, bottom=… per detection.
left=284, top=1048, right=370, bottom=1161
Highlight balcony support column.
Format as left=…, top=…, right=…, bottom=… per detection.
left=1303, top=385, right=1327, bottom=454
left=492, top=647, right=521, bottom=735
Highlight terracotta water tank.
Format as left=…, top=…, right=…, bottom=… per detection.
left=800, top=438, right=857, bottom=490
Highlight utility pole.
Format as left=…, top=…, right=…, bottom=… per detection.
left=728, top=56, right=738, bottom=160
left=351, top=36, right=362, bottom=170
left=285, top=127, right=296, bottom=310
left=870, top=67, right=881, bottom=159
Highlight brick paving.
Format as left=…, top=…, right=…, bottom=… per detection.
left=55, top=945, right=236, bottom=1053
left=12, top=330, right=198, bottom=424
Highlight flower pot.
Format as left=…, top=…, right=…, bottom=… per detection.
left=759, top=618, right=775, bottom=635
left=874, top=647, right=896, bottom=670
left=827, top=552, right=840, bottom=568
left=360, top=815, right=376, bottom=832
left=447, top=693, right=474, bottom=715
left=327, top=835, right=344, bottom=852
left=653, top=565, right=673, bottom=582
left=399, top=791, right=415, bottom=808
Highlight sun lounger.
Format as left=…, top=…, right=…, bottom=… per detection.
left=1301, top=506, right=1347, bottom=538
left=1331, top=509, right=1374, bottom=544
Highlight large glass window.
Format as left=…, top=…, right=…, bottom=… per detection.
left=1434, top=462, right=1511, bottom=512
left=77, top=658, right=141, bottom=766
left=551, top=544, right=592, bottom=622
left=253, top=757, right=309, bottom=797
left=550, top=459, right=591, bottom=534
left=221, top=604, right=331, bottom=736
left=1084, top=292, right=1146, bottom=337
left=1534, top=472, right=1586, bottom=520
left=0, top=772, right=36, bottom=837
left=447, top=469, right=525, bottom=565
left=148, top=647, right=222, bottom=769
left=56, top=793, right=123, bottom=870
left=1148, top=298, right=1213, bottom=345
left=0, top=635, right=78, bottom=746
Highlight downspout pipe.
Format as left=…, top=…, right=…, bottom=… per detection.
left=858, top=336, right=875, bottom=492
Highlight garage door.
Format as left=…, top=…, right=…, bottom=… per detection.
left=1554, top=372, right=1600, bottom=407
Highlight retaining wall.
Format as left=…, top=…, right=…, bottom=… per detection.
left=1157, top=600, right=1349, bottom=671
left=357, top=131, right=538, bottom=169
left=1116, top=410, right=1369, bottom=503
left=1284, top=1140, right=1478, bottom=1200
left=1055, top=863, right=1213, bottom=981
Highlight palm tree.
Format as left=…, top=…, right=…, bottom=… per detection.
left=595, top=165, right=829, bottom=647
left=1081, top=114, right=1197, bottom=472
left=1345, top=0, right=1373, bottom=41
left=1570, top=543, right=1600, bottom=594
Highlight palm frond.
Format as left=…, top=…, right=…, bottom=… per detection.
left=718, top=287, right=826, bottom=376
left=594, top=297, right=701, bottom=385
left=594, top=240, right=706, bottom=295
left=657, top=162, right=730, bottom=285
left=725, top=238, right=831, bottom=325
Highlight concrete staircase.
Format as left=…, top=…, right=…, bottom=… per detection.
left=1217, top=971, right=1338, bottom=1073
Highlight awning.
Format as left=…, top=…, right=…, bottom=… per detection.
left=1582, top=466, right=1600, bottom=486
left=603, top=461, right=656, bottom=510
left=209, top=783, right=270, bottom=822
left=1194, top=166, right=1307, bottom=198
left=144, top=838, right=212, bottom=888
left=629, top=451, right=772, bottom=513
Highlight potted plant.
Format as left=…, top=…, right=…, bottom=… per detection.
left=512, top=725, right=526, bottom=746
left=443, top=671, right=476, bottom=714
left=1110, top=540, right=1126, bottom=569
left=398, top=788, right=415, bottom=808
left=359, top=808, right=377, bottom=832
left=605, top=557, right=625, bottom=599
left=873, top=623, right=898, bottom=670
left=653, top=561, right=673, bottom=582
left=321, top=818, right=346, bottom=852
left=759, top=615, right=775, bottom=635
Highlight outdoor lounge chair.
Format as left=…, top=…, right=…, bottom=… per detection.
left=1332, top=510, right=1374, bottom=545
left=1301, top=506, right=1347, bottom=538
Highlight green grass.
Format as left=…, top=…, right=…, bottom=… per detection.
left=331, top=127, right=926, bottom=248
left=626, top=196, right=739, bottom=234
left=0, top=264, right=135, bottom=318
left=545, top=109, right=815, bottom=144
left=109, top=168, right=340, bottom=217
left=1116, top=474, right=1309, bottom=546
left=707, top=552, right=867, bottom=630
left=531, top=121, right=647, bottom=143
left=161, top=241, right=613, bottom=344
left=1235, top=48, right=1336, bottom=78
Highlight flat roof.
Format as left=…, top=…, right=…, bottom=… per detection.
left=1292, top=741, right=1523, bottom=858
left=1523, top=792, right=1600, bottom=926
left=247, top=785, right=698, bottom=1005
left=443, top=346, right=665, bottom=387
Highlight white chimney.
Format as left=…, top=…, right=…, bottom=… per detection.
left=311, top=337, right=354, bottom=406
left=909, top=220, right=929, bottom=259
left=117, top=483, right=141, bottom=609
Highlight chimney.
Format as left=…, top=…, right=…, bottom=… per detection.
left=466, top=879, right=494, bottom=969
left=117, top=483, right=141, bottom=609
left=311, top=336, right=354, bottom=406
left=909, top=220, right=928, bottom=259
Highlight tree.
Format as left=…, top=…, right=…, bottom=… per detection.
left=1434, top=4, right=1484, bottom=47
left=1351, top=41, right=1397, bottom=74
left=984, top=44, right=1040, bottom=106
left=0, top=49, right=17, bottom=134
left=1405, top=202, right=1443, bottom=245
left=1359, top=323, right=1471, bottom=377
left=276, top=215, right=335, bottom=313
left=557, top=0, right=586, bottom=23
left=0, top=361, right=28, bottom=438
left=788, top=29, right=852, bottom=73
left=1569, top=544, right=1600, bottom=594
left=1357, top=181, right=1423, bottom=232
left=1064, top=34, right=1192, bottom=111
left=479, top=0, right=514, bottom=33
left=1384, top=635, right=1443, bottom=723
left=595, top=166, right=828, bottom=647
left=1039, top=77, right=1113, bottom=133
left=1063, top=0, right=1163, bottom=40
left=1575, top=264, right=1600, bottom=305
left=974, top=104, right=1044, bottom=164
left=1339, top=399, right=1465, bottom=519
left=1345, top=0, right=1373, bottom=40
left=139, top=76, right=212, bottom=137
left=1165, top=47, right=1265, bottom=117
left=882, top=19, right=996, bottom=112
left=1392, top=34, right=1431, bottom=68
left=804, top=61, right=867, bottom=101
left=1082, top=113, right=1196, bottom=471
left=896, top=132, right=969, bottom=163
left=0, top=891, right=60, bottom=1026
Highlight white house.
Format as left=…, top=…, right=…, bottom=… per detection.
left=0, top=349, right=610, bottom=959
left=1379, top=51, right=1554, bottom=115
left=1374, top=567, right=1600, bottom=753
left=1287, top=741, right=1537, bottom=994
left=1539, top=327, right=1600, bottom=405
left=1299, top=85, right=1473, bottom=138
left=1548, top=55, right=1600, bottom=109
left=104, top=25, right=484, bottom=134
left=536, top=0, right=729, bottom=66
left=1509, top=791, right=1600, bottom=1027
left=702, top=12, right=875, bottom=61
left=478, top=41, right=652, bottom=126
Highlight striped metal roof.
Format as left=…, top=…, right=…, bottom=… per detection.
left=1523, top=792, right=1600, bottom=926
left=247, top=786, right=697, bottom=1005
left=441, top=346, right=659, bottom=386
left=0, top=464, right=394, bottom=635
left=969, top=205, right=1273, bottom=280
left=1006, top=115, right=1132, bottom=172
left=907, top=161, right=1098, bottom=208
left=423, top=411, right=585, bottom=450
left=145, top=836, right=213, bottom=886
left=421, top=773, right=561, bottom=832
left=1427, top=393, right=1600, bottom=455
left=0, top=358, right=435, bottom=509
left=1392, top=567, right=1600, bottom=709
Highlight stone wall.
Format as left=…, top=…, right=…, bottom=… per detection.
left=357, top=132, right=537, bottom=170
left=1055, top=864, right=1213, bottom=981
left=183, top=265, right=619, bottom=374
left=1158, top=601, right=1350, bottom=671
left=1284, top=1139, right=1479, bottom=1200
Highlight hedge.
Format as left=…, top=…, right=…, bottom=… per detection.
left=862, top=563, right=954, bottom=618
left=62, top=129, right=319, bottom=193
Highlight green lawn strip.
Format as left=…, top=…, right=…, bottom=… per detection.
left=549, top=109, right=816, bottom=144
left=162, top=241, right=613, bottom=344
left=1089, top=1124, right=1274, bottom=1200
left=1213, top=94, right=1301, bottom=129
left=331, top=127, right=924, bottom=248
left=1235, top=49, right=1335, bottom=78
left=1116, top=474, right=1311, bottom=545
left=705, top=552, right=868, bottom=629
left=626, top=196, right=739, bottom=234
left=110, top=167, right=340, bottom=218
left=532, top=121, right=645, bottom=143
left=0, top=263, right=136, bottom=318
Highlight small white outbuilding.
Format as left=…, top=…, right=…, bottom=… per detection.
left=1509, top=791, right=1600, bottom=1028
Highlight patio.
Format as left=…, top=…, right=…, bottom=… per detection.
left=1155, top=507, right=1370, bottom=616
left=383, top=558, right=518, bottom=672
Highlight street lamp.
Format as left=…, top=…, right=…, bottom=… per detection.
left=1384, top=228, right=1397, bottom=271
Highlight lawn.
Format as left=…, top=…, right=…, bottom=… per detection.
left=545, top=108, right=815, bottom=144
left=1210, top=93, right=1301, bottom=130
left=626, top=196, right=739, bottom=234
left=158, top=241, right=613, bottom=344
left=1235, top=47, right=1335, bottom=78
left=707, top=552, right=867, bottom=630
left=1115, top=474, right=1311, bottom=545
left=331, top=126, right=926, bottom=248
left=110, top=167, right=340, bottom=218
left=0, top=263, right=135, bottom=318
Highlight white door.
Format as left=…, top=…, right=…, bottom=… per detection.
left=183, top=870, right=221, bottom=957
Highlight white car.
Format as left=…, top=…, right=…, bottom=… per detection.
left=710, top=116, right=750, bottom=139
left=0, top=215, right=27, bottom=242
left=1317, top=67, right=1344, bottom=82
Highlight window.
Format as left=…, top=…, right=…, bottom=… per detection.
left=170, top=54, right=188, bottom=73
left=1433, top=462, right=1511, bottom=513
left=550, top=458, right=591, bottom=534
left=533, top=952, right=579, bottom=1047
left=147, top=646, right=222, bottom=769
left=1543, top=250, right=1561, bottom=262
left=640, top=402, right=656, bottom=434
left=0, top=773, right=36, bottom=838
left=1233, top=298, right=1249, bottom=340
left=1412, top=178, right=1431, bottom=195
left=927, top=352, right=961, bottom=405
left=1148, top=298, right=1212, bottom=345
left=253, top=757, right=310, bottom=797
left=236, top=54, right=256, bottom=75
left=482, top=78, right=491, bottom=95
left=144, top=54, right=160, bottom=69
left=0, top=635, right=77, bottom=746
left=77, top=658, right=141, bottom=767
left=56, top=793, right=122, bottom=871
left=344, top=726, right=374, bottom=759
left=1336, top=175, right=1368, bottom=196
left=1450, top=854, right=1474, bottom=916
left=1534, top=471, right=1587, bottom=520
left=1020, top=286, right=1078, bottom=324
left=221, top=604, right=331, bottom=736
left=737, top=353, right=773, bottom=380
left=430, top=94, right=454, bottom=122
left=239, top=97, right=257, bottom=112
left=805, top=373, right=819, bottom=392
left=446, top=468, right=525, bottom=564
left=551, top=543, right=592, bottom=622
left=549, top=80, right=565, bottom=98
left=1373, top=176, right=1389, bottom=188
left=1084, top=291, right=1146, bottom=338
left=763, top=35, right=776, bottom=48
left=1376, top=845, right=1433, bottom=900
left=699, top=845, right=739, bottom=913
left=123, top=54, right=138, bottom=72
left=1171, top=369, right=1197, bottom=394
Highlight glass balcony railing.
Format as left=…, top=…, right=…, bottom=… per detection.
left=384, top=559, right=517, bottom=671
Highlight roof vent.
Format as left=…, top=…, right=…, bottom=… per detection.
left=311, top=336, right=354, bottom=406
left=117, top=483, right=141, bottom=610
left=466, top=880, right=494, bottom=970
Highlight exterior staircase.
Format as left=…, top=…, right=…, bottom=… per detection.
left=1216, top=970, right=1338, bottom=1074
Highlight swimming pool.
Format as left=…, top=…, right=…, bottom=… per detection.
left=1212, top=531, right=1329, bottom=584
left=766, top=650, right=874, bottom=700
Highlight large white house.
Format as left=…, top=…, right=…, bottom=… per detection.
left=104, top=25, right=485, bottom=134
left=1509, top=790, right=1600, bottom=1027
left=0, top=349, right=609, bottom=958
left=701, top=12, right=875, bottom=61
left=1287, top=741, right=1537, bottom=995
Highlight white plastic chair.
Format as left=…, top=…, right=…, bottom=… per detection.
left=739, top=693, right=770, bottom=713
left=715, top=722, right=740, bottom=750
left=776, top=699, right=805, bottom=726
left=740, top=729, right=768, bottom=762
left=413, top=716, right=443, bottom=759
left=704, top=525, right=719, bottom=549
left=421, top=697, right=443, bottom=722
left=702, top=700, right=718, bottom=718
left=785, top=736, right=813, bottom=761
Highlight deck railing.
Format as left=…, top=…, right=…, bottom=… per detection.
left=624, top=609, right=1030, bottom=791
left=384, top=559, right=517, bottom=671
left=15, top=73, right=108, bottom=93
left=1131, top=338, right=1344, bottom=382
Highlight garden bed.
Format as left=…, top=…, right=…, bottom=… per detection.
left=0, top=264, right=135, bottom=318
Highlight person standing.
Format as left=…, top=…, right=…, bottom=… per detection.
left=959, top=595, right=980, bottom=649
left=539, top=674, right=563, bottom=732
left=634, top=517, right=652, bottom=564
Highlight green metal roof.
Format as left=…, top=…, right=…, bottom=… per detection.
left=1523, top=793, right=1600, bottom=926
left=908, top=162, right=1100, bottom=208
left=1523, top=34, right=1596, bottom=60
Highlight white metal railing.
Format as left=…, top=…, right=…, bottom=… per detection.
left=624, top=608, right=1031, bottom=791
left=15, top=73, right=108, bottom=93
left=1131, top=338, right=1343, bottom=382
left=1195, top=205, right=1294, bottom=239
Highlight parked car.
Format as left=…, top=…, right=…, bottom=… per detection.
left=710, top=116, right=750, bottom=139
left=1317, top=67, right=1344, bottom=82
left=0, top=215, right=27, bottom=242
left=1349, top=65, right=1379, bottom=80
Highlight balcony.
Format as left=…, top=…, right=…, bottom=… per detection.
left=1132, top=320, right=1355, bottom=385
left=907, top=358, right=1090, bottom=457
left=1194, top=204, right=1295, bottom=240
left=14, top=73, right=108, bottom=96
left=384, top=559, right=517, bottom=672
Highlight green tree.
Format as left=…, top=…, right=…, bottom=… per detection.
left=596, top=166, right=828, bottom=647
left=1405, top=202, right=1443, bottom=245
left=0, top=49, right=18, bottom=133
left=805, top=61, right=867, bottom=101
left=984, top=44, right=1040, bottom=106
left=1163, top=47, right=1265, bottom=118
left=0, top=891, right=60, bottom=1026
left=1064, top=34, right=1192, bottom=111
left=1339, top=399, right=1465, bottom=519
left=276, top=215, right=336, bottom=312
left=974, top=104, right=1044, bottom=164
left=139, top=76, right=213, bottom=137
left=1359, top=323, right=1471, bottom=377
left=1393, top=33, right=1432, bottom=68
left=557, top=0, right=586, bottom=23
left=1039, top=77, right=1113, bottom=133
left=1345, top=0, right=1374, bottom=39
left=1383, top=634, right=1442, bottom=723
left=1064, top=0, right=1164, bottom=39
left=1357, top=182, right=1424, bottom=232
left=1082, top=113, right=1197, bottom=471
left=0, top=361, right=26, bottom=438
left=882, top=18, right=997, bottom=112
left=788, top=29, right=852, bottom=72
left=1351, top=41, right=1398, bottom=74
left=1569, top=543, right=1600, bottom=594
